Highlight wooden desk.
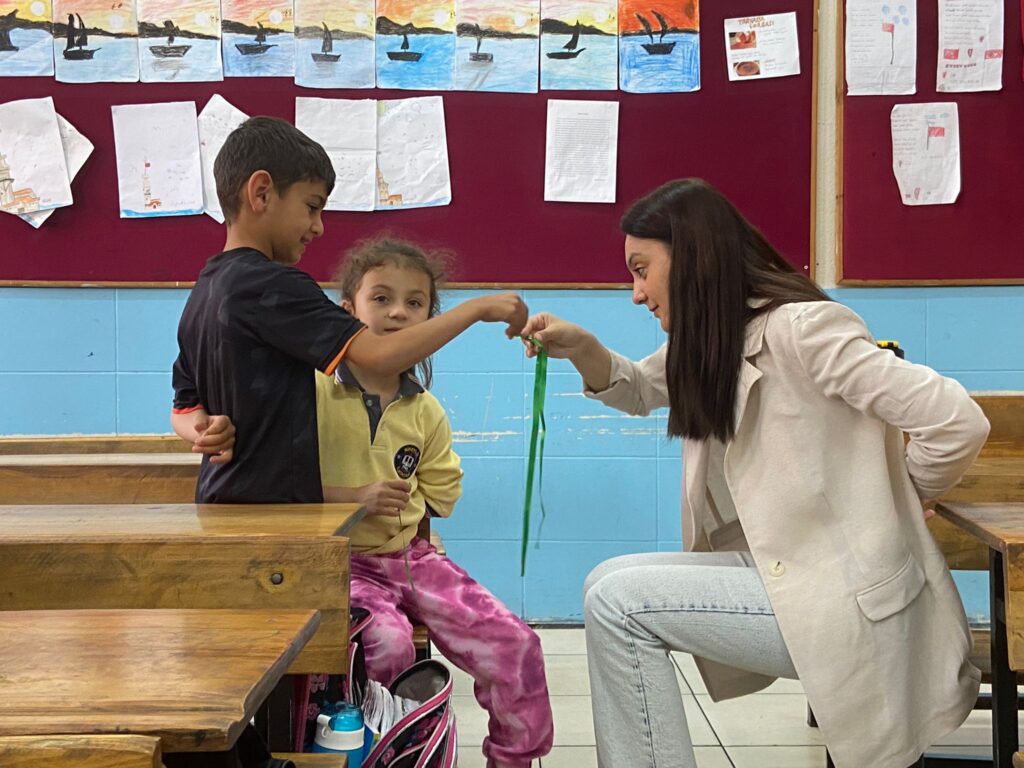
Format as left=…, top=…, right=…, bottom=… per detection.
left=935, top=501, right=1024, bottom=768
left=0, top=609, right=318, bottom=755
left=0, top=735, right=163, bottom=768
left=0, top=504, right=363, bottom=674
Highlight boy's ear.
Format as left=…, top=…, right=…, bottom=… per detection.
left=243, top=170, right=274, bottom=214
left=340, top=299, right=355, bottom=314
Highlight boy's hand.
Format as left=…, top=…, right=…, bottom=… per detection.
left=359, top=479, right=412, bottom=516
left=193, top=413, right=236, bottom=465
left=472, top=293, right=529, bottom=338
left=522, top=312, right=591, bottom=359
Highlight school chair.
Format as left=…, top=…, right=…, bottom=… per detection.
left=413, top=515, right=448, bottom=660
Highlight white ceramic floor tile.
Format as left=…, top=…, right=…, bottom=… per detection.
left=673, top=652, right=803, bottom=695
left=457, top=748, right=487, bottom=768
left=544, top=653, right=591, bottom=695
left=695, top=746, right=734, bottom=768
left=932, top=707, right=1024, bottom=745
left=696, top=693, right=824, bottom=747
left=551, top=695, right=596, bottom=746
left=539, top=746, right=598, bottom=768
left=727, top=745, right=827, bottom=767
left=536, top=627, right=588, bottom=656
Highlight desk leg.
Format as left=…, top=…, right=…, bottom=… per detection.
left=163, top=749, right=239, bottom=768
left=991, top=550, right=1019, bottom=768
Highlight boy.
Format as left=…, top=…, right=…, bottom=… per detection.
left=172, top=117, right=527, bottom=503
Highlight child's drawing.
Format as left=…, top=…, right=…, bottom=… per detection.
left=222, top=0, right=293, bottom=77
left=0, top=0, right=54, bottom=76
left=540, top=0, right=617, bottom=90
left=455, top=0, right=538, bottom=93
left=376, top=0, right=455, bottom=90
left=618, top=0, right=699, bottom=92
left=294, top=0, right=373, bottom=88
left=0, top=97, right=72, bottom=216
left=137, top=0, right=221, bottom=81
left=53, top=0, right=139, bottom=81
left=376, top=96, right=450, bottom=209
left=111, top=100, right=203, bottom=218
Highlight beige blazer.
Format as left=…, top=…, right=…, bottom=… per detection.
left=588, top=300, right=989, bottom=768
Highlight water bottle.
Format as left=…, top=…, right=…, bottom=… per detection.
left=312, top=703, right=365, bottom=768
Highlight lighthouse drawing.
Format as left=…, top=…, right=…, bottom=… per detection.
left=0, top=152, right=42, bottom=213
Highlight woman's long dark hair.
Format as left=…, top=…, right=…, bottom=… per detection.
left=620, top=178, right=830, bottom=442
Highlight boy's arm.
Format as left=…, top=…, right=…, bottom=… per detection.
left=344, top=293, right=528, bottom=377
left=170, top=407, right=236, bottom=465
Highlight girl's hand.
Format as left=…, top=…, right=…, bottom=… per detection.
left=522, top=313, right=592, bottom=359
left=193, top=413, right=235, bottom=465
left=470, top=293, right=529, bottom=338
left=359, top=479, right=412, bottom=517
left=921, top=498, right=937, bottom=520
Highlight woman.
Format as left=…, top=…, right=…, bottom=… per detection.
left=522, top=179, right=988, bottom=768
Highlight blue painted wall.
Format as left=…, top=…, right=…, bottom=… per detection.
left=3, top=285, right=1021, bottom=621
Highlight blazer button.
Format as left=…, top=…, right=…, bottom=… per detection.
left=768, top=561, right=785, bottom=577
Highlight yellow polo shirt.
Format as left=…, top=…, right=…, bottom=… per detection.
left=315, top=369, right=462, bottom=554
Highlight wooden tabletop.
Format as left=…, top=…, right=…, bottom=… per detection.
left=935, top=501, right=1024, bottom=552
left=0, top=453, right=200, bottom=467
left=0, top=734, right=163, bottom=768
left=0, top=609, right=319, bottom=752
left=0, top=503, right=364, bottom=540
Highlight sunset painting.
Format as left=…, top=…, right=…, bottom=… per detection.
left=137, top=0, right=222, bottom=81
left=454, top=0, right=538, bottom=92
left=375, top=0, right=455, bottom=90
left=0, top=0, right=54, bottom=76
left=221, top=0, right=293, bottom=77
left=618, top=0, right=699, bottom=92
left=540, top=0, right=617, bottom=90
left=53, top=0, right=139, bottom=82
left=294, top=0, right=373, bottom=88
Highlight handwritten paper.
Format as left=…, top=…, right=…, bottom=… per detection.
left=376, top=96, right=451, bottom=210
left=937, top=0, right=1003, bottom=92
left=295, top=97, right=376, bottom=211
left=891, top=102, right=960, bottom=206
left=20, top=113, right=93, bottom=227
left=0, top=96, right=72, bottom=216
left=197, top=94, right=248, bottom=223
left=112, top=100, right=203, bottom=218
left=846, top=0, right=916, bottom=95
left=724, top=12, right=800, bottom=81
left=544, top=98, right=618, bottom=203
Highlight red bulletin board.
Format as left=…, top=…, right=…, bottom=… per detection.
left=839, top=0, right=1024, bottom=285
left=0, top=0, right=816, bottom=285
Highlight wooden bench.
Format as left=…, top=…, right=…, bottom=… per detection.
left=0, top=735, right=164, bottom=768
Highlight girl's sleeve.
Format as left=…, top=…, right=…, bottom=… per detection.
left=584, top=343, right=670, bottom=416
left=416, top=402, right=463, bottom=518
left=785, top=301, right=990, bottom=499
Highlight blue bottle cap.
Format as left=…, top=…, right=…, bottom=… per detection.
left=329, top=702, right=364, bottom=732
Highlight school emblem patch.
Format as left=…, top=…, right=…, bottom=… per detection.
left=394, top=444, right=421, bottom=479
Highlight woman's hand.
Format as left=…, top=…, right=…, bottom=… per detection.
left=921, top=498, right=937, bottom=520
left=521, top=312, right=592, bottom=359
left=358, top=479, right=412, bottom=517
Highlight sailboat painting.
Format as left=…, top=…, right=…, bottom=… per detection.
left=137, top=0, right=221, bottom=81
left=375, top=0, right=455, bottom=90
left=53, top=0, right=139, bottom=81
left=618, top=0, right=699, bottom=92
left=294, top=0, right=373, bottom=88
left=111, top=101, right=203, bottom=218
left=455, top=0, right=538, bottom=92
left=540, top=0, right=616, bottom=89
left=221, top=0, right=293, bottom=77
left=0, top=0, right=54, bottom=76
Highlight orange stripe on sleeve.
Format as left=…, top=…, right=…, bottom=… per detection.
left=172, top=404, right=205, bottom=415
left=323, top=326, right=366, bottom=377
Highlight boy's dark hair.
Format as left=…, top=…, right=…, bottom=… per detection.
left=333, top=237, right=451, bottom=389
left=214, top=116, right=336, bottom=223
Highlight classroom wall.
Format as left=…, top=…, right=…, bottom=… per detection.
left=1, top=284, right=1021, bottom=621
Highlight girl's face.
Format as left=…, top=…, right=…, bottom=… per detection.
left=344, top=264, right=432, bottom=336
left=624, top=235, right=672, bottom=331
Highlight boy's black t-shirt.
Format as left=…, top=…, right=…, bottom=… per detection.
left=172, top=248, right=364, bottom=503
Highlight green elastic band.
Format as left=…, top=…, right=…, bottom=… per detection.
left=522, top=337, right=549, bottom=576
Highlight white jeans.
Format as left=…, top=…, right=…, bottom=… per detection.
left=583, top=551, right=798, bottom=768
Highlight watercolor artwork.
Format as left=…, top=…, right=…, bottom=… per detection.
left=136, top=0, right=221, bottom=82
left=376, top=0, right=455, bottom=90
left=0, top=0, right=54, bottom=76
left=222, top=0, right=293, bottom=77
left=53, top=0, right=139, bottom=82
left=294, top=0, right=373, bottom=88
left=540, top=0, right=617, bottom=90
left=111, top=100, right=203, bottom=218
left=0, top=97, right=72, bottom=216
left=454, top=0, right=538, bottom=92
left=619, top=0, right=699, bottom=92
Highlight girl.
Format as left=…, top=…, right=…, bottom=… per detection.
left=317, top=238, right=554, bottom=768
left=522, top=179, right=989, bottom=768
